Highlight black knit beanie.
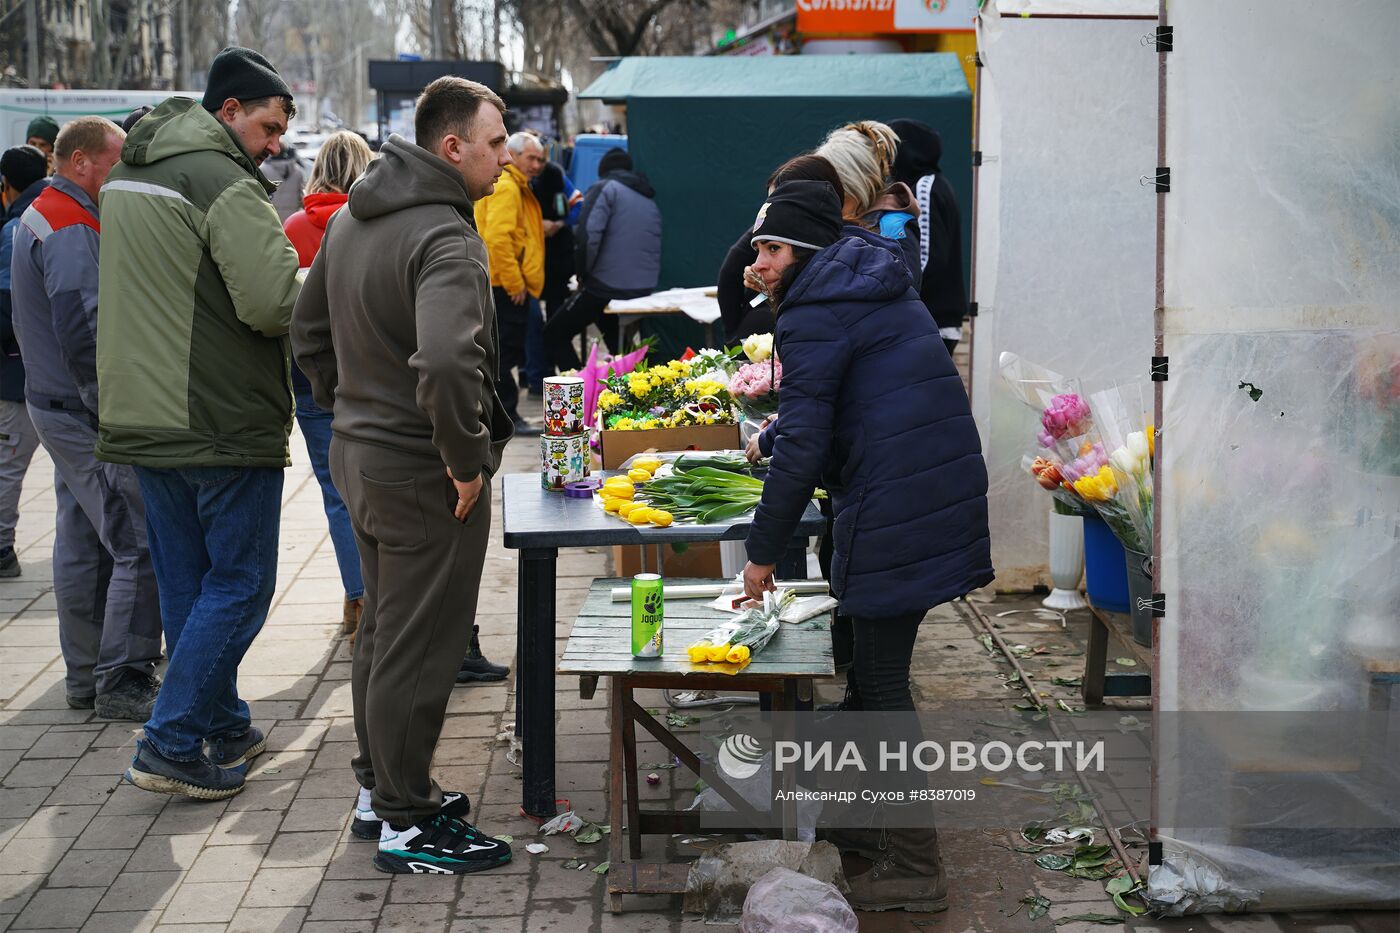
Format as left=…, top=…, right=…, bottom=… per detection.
left=749, top=179, right=843, bottom=252
left=1, top=146, right=48, bottom=192
left=598, top=147, right=631, bottom=176
left=202, top=47, right=292, bottom=111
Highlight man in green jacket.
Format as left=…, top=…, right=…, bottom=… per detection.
left=97, top=47, right=301, bottom=800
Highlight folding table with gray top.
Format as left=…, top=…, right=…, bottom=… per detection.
left=500, top=471, right=824, bottom=818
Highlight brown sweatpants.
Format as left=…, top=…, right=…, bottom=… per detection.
left=331, top=436, right=492, bottom=826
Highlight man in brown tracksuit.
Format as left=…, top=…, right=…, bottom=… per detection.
left=291, top=77, right=515, bottom=875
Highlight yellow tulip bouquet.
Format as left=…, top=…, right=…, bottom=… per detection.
left=686, top=589, right=795, bottom=672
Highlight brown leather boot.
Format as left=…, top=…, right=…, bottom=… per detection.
left=845, top=826, right=948, bottom=913
left=342, top=597, right=363, bottom=643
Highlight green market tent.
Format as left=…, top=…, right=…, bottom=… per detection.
left=578, top=54, right=972, bottom=347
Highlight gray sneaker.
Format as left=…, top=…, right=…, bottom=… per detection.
left=207, top=726, right=267, bottom=770
left=95, top=671, right=160, bottom=721
left=126, top=739, right=244, bottom=801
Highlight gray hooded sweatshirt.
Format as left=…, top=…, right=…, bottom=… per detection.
left=291, top=135, right=512, bottom=482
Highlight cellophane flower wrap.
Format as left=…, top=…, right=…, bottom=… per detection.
left=686, top=589, right=795, bottom=671
left=1084, top=382, right=1155, bottom=556
left=728, top=358, right=782, bottom=421
left=1000, top=353, right=1095, bottom=516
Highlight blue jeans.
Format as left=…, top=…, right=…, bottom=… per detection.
left=134, top=466, right=283, bottom=760
left=295, top=391, right=364, bottom=600
left=525, top=295, right=548, bottom=391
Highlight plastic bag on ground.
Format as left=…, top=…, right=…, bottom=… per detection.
left=684, top=839, right=848, bottom=923
left=739, top=866, right=857, bottom=933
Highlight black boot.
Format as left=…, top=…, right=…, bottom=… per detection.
left=456, top=625, right=509, bottom=684
left=818, top=672, right=862, bottom=713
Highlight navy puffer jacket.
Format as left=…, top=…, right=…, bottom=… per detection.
left=744, top=228, right=993, bottom=618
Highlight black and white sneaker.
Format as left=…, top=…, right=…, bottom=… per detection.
left=350, top=786, right=471, bottom=840
left=375, top=811, right=511, bottom=874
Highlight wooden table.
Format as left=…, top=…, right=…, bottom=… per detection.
left=558, top=578, right=835, bottom=913
left=604, top=302, right=718, bottom=348
left=501, top=473, right=825, bottom=818
left=1082, top=606, right=1152, bottom=704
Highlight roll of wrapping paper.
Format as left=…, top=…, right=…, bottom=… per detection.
left=542, top=376, right=586, bottom=436
left=540, top=433, right=590, bottom=490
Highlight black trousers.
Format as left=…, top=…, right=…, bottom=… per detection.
left=493, top=287, right=528, bottom=420
left=849, top=612, right=923, bottom=712
left=541, top=289, right=620, bottom=370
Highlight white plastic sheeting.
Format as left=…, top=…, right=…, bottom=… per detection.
left=1151, top=0, right=1400, bottom=912
left=971, top=9, right=1157, bottom=587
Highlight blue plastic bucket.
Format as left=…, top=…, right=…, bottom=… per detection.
left=1083, top=512, right=1130, bottom=613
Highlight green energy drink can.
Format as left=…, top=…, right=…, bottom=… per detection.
left=631, top=574, right=664, bottom=658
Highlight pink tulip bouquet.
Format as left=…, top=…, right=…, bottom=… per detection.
left=728, top=358, right=782, bottom=420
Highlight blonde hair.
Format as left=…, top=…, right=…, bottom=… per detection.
left=54, top=116, right=123, bottom=162
left=306, top=131, right=374, bottom=195
left=815, top=120, right=900, bottom=220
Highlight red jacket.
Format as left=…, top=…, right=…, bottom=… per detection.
left=283, top=192, right=348, bottom=268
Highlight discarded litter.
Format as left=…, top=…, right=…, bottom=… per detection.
left=739, top=866, right=857, bottom=932
left=525, top=843, right=549, bottom=854
left=1114, top=657, right=1137, bottom=667
left=647, top=772, right=661, bottom=785
left=563, top=858, right=588, bottom=870
left=540, top=811, right=585, bottom=836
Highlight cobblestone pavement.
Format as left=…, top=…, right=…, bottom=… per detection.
left=1, top=427, right=1395, bottom=932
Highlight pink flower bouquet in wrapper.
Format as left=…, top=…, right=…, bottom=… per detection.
left=728, top=358, right=782, bottom=421
left=1037, top=392, right=1093, bottom=449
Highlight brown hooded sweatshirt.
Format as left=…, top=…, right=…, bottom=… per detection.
left=291, top=135, right=512, bottom=481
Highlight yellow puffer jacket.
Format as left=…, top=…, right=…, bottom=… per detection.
left=474, top=164, right=544, bottom=298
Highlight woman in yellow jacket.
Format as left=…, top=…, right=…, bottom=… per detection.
left=474, top=132, right=545, bottom=432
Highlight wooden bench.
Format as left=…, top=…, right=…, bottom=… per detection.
left=1082, top=606, right=1152, bottom=704
left=557, top=577, right=836, bottom=913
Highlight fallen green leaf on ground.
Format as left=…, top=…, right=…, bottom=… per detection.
left=1106, top=875, right=1148, bottom=916
left=666, top=712, right=699, bottom=728
left=563, top=858, right=587, bottom=870
left=497, top=835, right=513, bottom=844
left=1051, top=676, right=1082, bottom=687
left=593, top=861, right=610, bottom=874
left=574, top=823, right=604, bottom=844
left=1019, top=894, right=1052, bottom=921
left=1113, top=657, right=1137, bottom=667
left=1035, top=853, right=1073, bottom=871
left=642, top=760, right=677, bottom=770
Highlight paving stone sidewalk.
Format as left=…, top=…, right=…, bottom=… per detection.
left=2, top=428, right=1396, bottom=933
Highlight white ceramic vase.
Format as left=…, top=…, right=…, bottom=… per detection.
left=1044, top=510, right=1088, bottom=611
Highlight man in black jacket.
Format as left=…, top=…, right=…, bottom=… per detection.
left=542, top=148, right=661, bottom=368
left=0, top=146, right=48, bottom=578
left=889, top=119, right=969, bottom=354
left=530, top=156, right=582, bottom=374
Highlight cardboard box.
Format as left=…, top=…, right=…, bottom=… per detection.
left=613, top=541, right=725, bottom=577
left=600, top=423, right=741, bottom=470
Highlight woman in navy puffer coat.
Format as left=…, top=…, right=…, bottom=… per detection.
left=742, top=181, right=994, bottom=713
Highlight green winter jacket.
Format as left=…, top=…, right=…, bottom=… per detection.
left=96, top=97, right=300, bottom=469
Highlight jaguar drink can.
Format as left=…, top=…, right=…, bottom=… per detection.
left=631, top=573, right=664, bottom=658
